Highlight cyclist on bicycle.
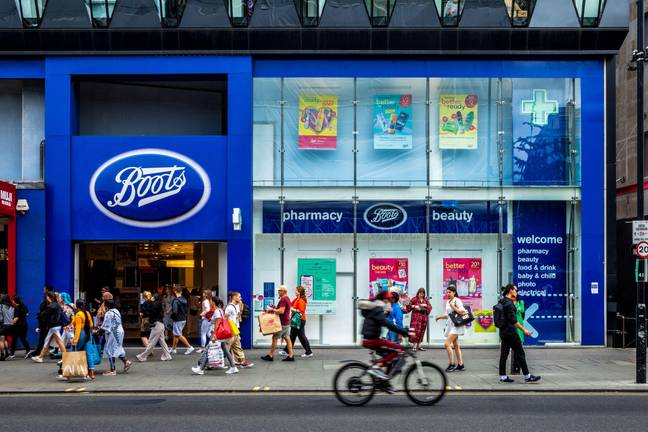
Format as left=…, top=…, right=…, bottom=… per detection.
left=358, top=290, right=415, bottom=380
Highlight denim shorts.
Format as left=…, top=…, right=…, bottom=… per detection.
left=172, top=320, right=186, bottom=337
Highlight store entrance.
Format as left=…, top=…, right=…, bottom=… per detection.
left=79, top=241, right=225, bottom=339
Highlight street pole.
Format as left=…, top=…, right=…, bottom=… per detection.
left=636, top=0, right=647, bottom=385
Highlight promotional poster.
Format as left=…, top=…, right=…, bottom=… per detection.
left=442, top=257, right=482, bottom=310
left=373, top=95, right=413, bottom=149
left=369, top=258, right=409, bottom=300
left=298, top=95, right=338, bottom=150
left=297, top=258, right=337, bottom=314
left=439, top=94, right=478, bottom=149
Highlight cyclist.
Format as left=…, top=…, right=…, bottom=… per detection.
left=358, top=290, right=415, bottom=381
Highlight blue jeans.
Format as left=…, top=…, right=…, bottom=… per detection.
left=76, top=330, right=94, bottom=370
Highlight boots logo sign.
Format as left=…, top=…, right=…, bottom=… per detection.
left=90, top=149, right=211, bottom=228
left=363, top=203, right=408, bottom=230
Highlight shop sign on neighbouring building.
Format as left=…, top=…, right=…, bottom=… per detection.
left=0, top=181, right=16, bottom=217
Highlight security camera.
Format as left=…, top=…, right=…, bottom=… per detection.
left=16, top=199, right=29, bottom=215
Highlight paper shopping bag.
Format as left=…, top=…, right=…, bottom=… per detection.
left=62, top=351, right=89, bottom=379
left=258, top=313, right=282, bottom=335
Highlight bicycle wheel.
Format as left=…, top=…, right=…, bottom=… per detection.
left=333, top=362, right=376, bottom=406
left=403, top=361, right=447, bottom=406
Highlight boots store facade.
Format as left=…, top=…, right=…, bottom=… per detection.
left=0, top=0, right=627, bottom=347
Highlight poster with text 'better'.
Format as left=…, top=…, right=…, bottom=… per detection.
left=442, top=257, right=482, bottom=310
left=369, top=258, right=409, bottom=302
left=439, top=94, right=478, bottom=150
left=297, top=258, right=336, bottom=314
left=298, top=95, right=338, bottom=150
left=373, top=95, right=413, bottom=149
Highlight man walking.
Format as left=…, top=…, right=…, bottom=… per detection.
left=224, top=291, right=254, bottom=368
left=170, top=286, right=194, bottom=355
left=261, top=285, right=294, bottom=362
left=496, top=284, right=541, bottom=383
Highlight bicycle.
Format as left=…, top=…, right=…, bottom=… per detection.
left=332, top=347, right=447, bottom=406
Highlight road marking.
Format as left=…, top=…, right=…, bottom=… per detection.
left=252, top=386, right=261, bottom=391
left=455, top=385, right=463, bottom=390
left=445, top=386, right=452, bottom=391
left=263, top=387, right=271, bottom=391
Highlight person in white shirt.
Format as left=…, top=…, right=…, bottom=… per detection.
left=198, top=291, right=213, bottom=353
left=435, top=285, right=466, bottom=373
left=224, top=291, right=253, bottom=368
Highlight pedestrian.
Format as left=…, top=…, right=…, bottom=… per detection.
left=512, top=292, right=526, bottom=375
left=170, top=286, right=195, bottom=355
left=136, top=294, right=173, bottom=362
left=497, top=284, right=541, bottom=383
left=101, top=299, right=132, bottom=376
left=224, top=291, right=254, bottom=368
left=140, top=291, right=154, bottom=348
left=31, top=292, right=67, bottom=363
left=29, top=285, right=54, bottom=358
left=192, top=296, right=238, bottom=375
left=0, top=294, right=16, bottom=360
left=198, top=290, right=213, bottom=353
left=405, top=287, right=432, bottom=350
left=9, top=295, right=30, bottom=358
left=94, top=289, right=113, bottom=355
left=73, top=299, right=96, bottom=380
left=386, top=291, right=404, bottom=345
left=261, top=285, right=294, bottom=362
left=162, top=285, right=174, bottom=337
left=288, top=286, right=313, bottom=358
left=59, top=292, right=76, bottom=350
left=435, top=285, right=465, bottom=372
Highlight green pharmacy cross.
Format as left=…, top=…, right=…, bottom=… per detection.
left=521, top=89, right=559, bottom=126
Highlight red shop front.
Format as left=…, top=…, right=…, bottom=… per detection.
left=0, top=181, right=16, bottom=296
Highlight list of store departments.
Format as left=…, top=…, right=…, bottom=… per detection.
left=515, top=234, right=563, bottom=296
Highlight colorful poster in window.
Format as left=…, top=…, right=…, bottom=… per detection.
left=369, top=258, right=409, bottom=302
left=373, top=95, right=413, bottom=149
left=442, top=258, right=482, bottom=310
left=439, top=94, right=478, bottom=150
left=298, top=95, right=338, bottom=150
left=473, top=310, right=496, bottom=333
left=297, top=258, right=337, bottom=314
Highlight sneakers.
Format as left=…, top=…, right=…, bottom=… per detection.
left=191, top=366, right=205, bottom=376
left=31, top=356, right=43, bottom=363
left=525, top=375, right=542, bottom=383
left=500, top=376, right=515, bottom=383
left=6, top=354, right=15, bottom=360
left=278, top=350, right=288, bottom=357
left=196, top=348, right=204, bottom=354
left=123, top=360, right=132, bottom=372
left=25, top=350, right=35, bottom=359
left=226, top=367, right=240, bottom=375
left=169, top=349, right=177, bottom=354
left=136, top=354, right=147, bottom=362
left=239, top=360, right=254, bottom=368
left=282, top=356, right=295, bottom=362
left=367, top=366, right=389, bottom=380
left=455, top=364, right=465, bottom=371
left=185, top=347, right=195, bottom=355
left=445, top=364, right=456, bottom=373
left=161, top=356, right=173, bottom=361
left=261, top=355, right=273, bottom=362
left=102, top=370, right=117, bottom=376
left=301, top=353, right=314, bottom=358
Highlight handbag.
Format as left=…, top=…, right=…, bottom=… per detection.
left=290, top=311, right=302, bottom=329
left=207, top=341, right=224, bottom=368
left=85, top=336, right=102, bottom=366
left=229, top=319, right=240, bottom=336
left=214, top=317, right=233, bottom=340
left=449, top=305, right=474, bottom=327
left=62, top=351, right=88, bottom=379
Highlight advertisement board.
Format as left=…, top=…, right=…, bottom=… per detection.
left=442, top=257, right=483, bottom=310
left=298, top=95, right=338, bottom=150
left=439, top=94, right=478, bottom=149
left=373, top=95, right=413, bottom=149
left=297, top=258, right=337, bottom=314
left=369, top=258, right=409, bottom=300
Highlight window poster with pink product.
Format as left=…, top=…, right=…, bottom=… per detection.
left=442, top=257, right=482, bottom=310
left=369, top=258, right=409, bottom=302
left=298, top=95, right=338, bottom=149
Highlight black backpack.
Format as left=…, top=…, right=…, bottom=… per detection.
left=493, top=302, right=506, bottom=329
left=240, top=303, right=251, bottom=321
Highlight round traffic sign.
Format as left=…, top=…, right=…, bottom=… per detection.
left=637, top=241, right=648, bottom=259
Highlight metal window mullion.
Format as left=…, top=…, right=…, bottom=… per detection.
left=279, top=78, right=286, bottom=285
left=497, top=78, right=505, bottom=293
left=352, top=78, right=358, bottom=343
left=566, top=77, right=578, bottom=342
left=425, top=78, right=431, bottom=344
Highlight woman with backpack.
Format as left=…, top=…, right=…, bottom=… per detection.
left=192, top=296, right=238, bottom=375
left=73, top=299, right=97, bottom=380
left=32, top=292, right=67, bottom=363
left=59, top=292, right=76, bottom=350
left=434, top=285, right=466, bottom=372
left=101, top=299, right=132, bottom=376
left=0, top=294, right=16, bottom=360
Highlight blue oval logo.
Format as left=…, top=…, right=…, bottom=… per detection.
left=363, top=203, right=408, bottom=230
left=90, top=149, right=211, bottom=228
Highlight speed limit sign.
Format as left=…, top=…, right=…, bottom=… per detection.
left=637, top=241, right=648, bottom=259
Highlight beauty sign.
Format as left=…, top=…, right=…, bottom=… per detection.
left=298, top=95, right=338, bottom=150
left=439, top=94, right=478, bottom=150
left=373, top=95, right=413, bottom=149
left=442, top=257, right=482, bottom=310
left=369, top=258, right=409, bottom=300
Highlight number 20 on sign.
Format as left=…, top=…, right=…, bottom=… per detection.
left=637, top=241, right=648, bottom=259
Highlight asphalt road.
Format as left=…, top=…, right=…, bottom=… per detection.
left=2, top=393, right=647, bottom=431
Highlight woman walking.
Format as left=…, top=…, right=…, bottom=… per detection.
left=32, top=292, right=67, bottom=363
left=406, top=288, right=432, bottom=350
left=101, top=299, right=132, bottom=376
left=136, top=295, right=173, bottom=362
left=0, top=294, right=16, bottom=360
left=198, top=291, right=214, bottom=353
left=435, top=285, right=466, bottom=372
left=140, top=291, right=154, bottom=348
left=59, top=293, right=76, bottom=350
left=289, top=286, right=313, bottom=358
left=73, top=299, right=96, bottom=380
left=9, top=295, right=30, bottom=358
left=192, top=297, right=238, bottom=375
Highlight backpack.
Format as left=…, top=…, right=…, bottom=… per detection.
left=493, top=302, right=506, bottom=329
left=240, top=303, right=251, bottom=321
left=60, top=310, right=72, bottom=327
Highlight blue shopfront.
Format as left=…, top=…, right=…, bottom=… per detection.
left=1, top=56, right=605, bottom=347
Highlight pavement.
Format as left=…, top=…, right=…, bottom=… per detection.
left=2, top=394, right=648, bottom=431
left=0, top=347, right=647, bottom=393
